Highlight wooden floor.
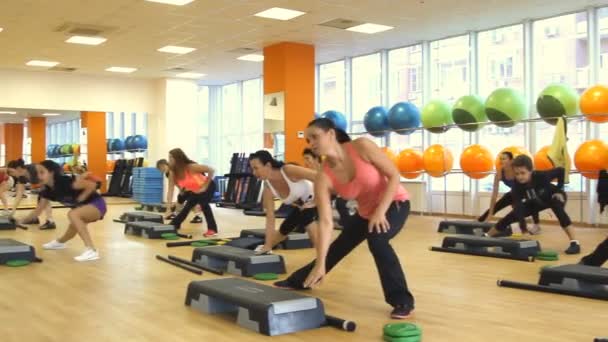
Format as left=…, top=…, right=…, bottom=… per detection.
left=1, top=203, right=607, bottom=342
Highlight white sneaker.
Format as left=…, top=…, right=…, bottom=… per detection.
left=528, top=224, right=542, bottom=235
left=74, top=248, right=100, bottom=262
left=254, top=244, right=273, bottom=255
left=43, top=240, right=67, bottom=250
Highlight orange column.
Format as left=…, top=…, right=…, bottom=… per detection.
left=4, top=123, right=24, bottom=162
left=81, top=111, right=107, bottom=192
left=263, top=42, right=315, bottom=164
left=29, top=117, right=46, bottom=163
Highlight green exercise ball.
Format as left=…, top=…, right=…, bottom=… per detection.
left=536, top=84, right=579, bottom=125
left=422, top=100, right=453, bottom=133
left=452, top=95, right=487, bottom=132
left=485, top=88, right=527, bottom=128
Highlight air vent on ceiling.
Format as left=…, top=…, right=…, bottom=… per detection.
left=318, top=18, right=362, bottom=30
left=227, top=47, right=258, bottom=54
left=54, top=22, right=116, bottom=36
left=50, top=66, right=77, bottom=72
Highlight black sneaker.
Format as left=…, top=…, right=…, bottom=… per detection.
left=390, top=305, right=414, bottom=319
left=273, top=279, right=309, bottom=290
left=23, top=218, right=40, bottom=225
left=40, top=221, right=56, bottom=230
left=190, top=216, right=203, bottom=224
left=565, top=241, right=581, bottom=255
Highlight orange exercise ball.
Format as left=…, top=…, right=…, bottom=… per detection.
left=423, top=144, right=454, bottom=178
left=397, top=149, right=424, bottom=179
left=380, top=147, right=398, bottom=166
left=63, top=163, right=71, bottom=173
left=495, top=146, right=530, bottom=170
left=533, top=146, right=554, bottom=171
left=574, top=140, right=608, bottom=179
left=106, top=160, right=116, bottom=173
left=460, top=145, right=494, bottom=179
left=580, top=85, right=608, bottom=123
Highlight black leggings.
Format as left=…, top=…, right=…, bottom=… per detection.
left=580, top=237, right=608, bottom=266
left=284, top=200, right=414, bottom=308
left=170, top=181, right=217, bottom=231
left=279, top=207, right=317, bottom=235
left=495, top=196, right=571, bottom=232
left=478, top=192, right=540, bottom=225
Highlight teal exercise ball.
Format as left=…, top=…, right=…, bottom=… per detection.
left=388, top=102, right=421, bottom=135
left=453, top=95, right=487, bottom=132
left=320, top=110, right=348, bottom=131
left=363, top=106, right=389, bottom=137
left=422, top=100, right=453, bottom=133
left=485, top=88, right=527, bottom=128
left=536, top=84, right=579, bottom=125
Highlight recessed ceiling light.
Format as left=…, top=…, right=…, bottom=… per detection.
left=24, top=118, right=29, bottom=122
left=66, top=35, right=107, bottom=46
left=0, top=28, right=3, bottom=33
left=176, top=72, right=206, bottom=79
left=145, top=0, right=194, bottom=5
left=157, top=45, right=196, bottom=54
left=42, top=113, right=61, bottom=117
left=26, top=60, right=59, bottom=67
left=346, top=23, right=394, bottom=34
left=254, top=7, right=306, bottom=21
left=237, top=54, right=264, bottom=62
left=0, top=111, right=16, bottom=114
left=106, top=66, right=137, bottom=73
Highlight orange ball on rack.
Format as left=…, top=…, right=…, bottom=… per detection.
left=533, top=146, right=554, bottom=171
left=460, top=145, right=494, bottom=179
left=380, top=147, right=398, bottom=167
left=574, top=140, right=608, bottom=179
left=397, top=149, right=424, bottom=179
left=580, top=85, right=608, bottom=123
left=423, top=144, right=453, bottom=178
left=495, top=146, right=531, bottom=170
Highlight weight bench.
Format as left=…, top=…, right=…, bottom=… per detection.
left=437, top=220, right=493, bottom=236
left=431, top=235, right=540, bottom=261
left=192, top=245, right=286, bottom=277
left=124, top=221, right=177, bottom=239
left=114, top=212, right=164, bottom=224
left=0, top=239, right=42, bottom=264
left=240, top=228, right=312, bottom=250
left=498, top=264, right=608, bottom=300
left=186, top=277, right=325, bottom=336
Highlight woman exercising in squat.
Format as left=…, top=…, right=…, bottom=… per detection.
left=157, top=159, right=203, bottom=223
left=249, top=150, right=318, bottom=254
left=17, top=160, right=106, bottom=262
left=275, top=118, right=415, bottom=320
left=486, top=155, right=580, bottom=254
left=165, top=149, right=218, bottom=237
left=479, top=151, right=541, bottom=234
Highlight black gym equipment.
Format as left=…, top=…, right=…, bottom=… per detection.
left=240, top=228, right=312, bottom=250
left=156, top=255, right=202, bottom=275
left=191, top=245, right=286, bottom=277
left=168, top=255, right=223, bottom=275
left=216, top=153, right=262, bottom=209
left=124, top=221, right=178, bottom=239
left=437, top=220, right=493, bottom=236
left=0, top=239, right=43, bottom=264
left=243, top=203, right=295, bottom=219
left=0, top=217, right=17, bottom=230
left=224, top=236, right=266, bottom=250
left=498, top=264, right=608, bottom=300
left=185, top=277, right=326, bottom=336
left=431, top=235, right=540, bottom=262
left=114, top=212, right=164, bottom=224
left=104, top=158, right=144, bottom=197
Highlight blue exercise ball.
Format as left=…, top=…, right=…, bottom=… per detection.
left=111, top=139, right=125, bottom=152
left=132, top=135, right=148, bottom=150
left=123, top=136, right=133, bottom=150
left=314, top=112, right=320, bottom=119
left=320, top=110, right=347, bottom=131
left=363, top=106, right=389, bottom=137
left=106, top=139, right=114, bottom=152
left=388, top=102, right=421, bottom=135
left=53, top=145, right=62, bottom=157
left=47, top=145, right=56, bottom=157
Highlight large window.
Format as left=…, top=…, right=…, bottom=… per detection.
left=389, top=45, right=423, bottom=106
left=430, top=35, right=470, bottom=102
left=318, top=61, right=346, bottom=114
left=600, top=8, right=608, bottom=82
left=242, top=78, right=264, bottom=154
left=352, top=53, right=382, bottom=125
left=196, top=86, right=210, bottom=164
left=218, top=83, right=242, bottom=175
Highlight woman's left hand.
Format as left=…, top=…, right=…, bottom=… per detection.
left=303, top=263, right=326, bottom=288
left=368, top=210, right=390, bottom=234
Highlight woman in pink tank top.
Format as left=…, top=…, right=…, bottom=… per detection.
left=165, top=148, right=218, bottom=237
left=275, top=118, right=415, bottom=320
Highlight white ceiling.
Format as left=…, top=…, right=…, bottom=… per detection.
left=1, top=0, right=608, bottom=85
left=0, top=108, right=80, bottom=124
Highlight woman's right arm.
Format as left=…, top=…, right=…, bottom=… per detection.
left=11, top=183, right=26, bottom=215
left=262, top=186, right=276, bottom=249
left=165, top=172, right=175, bottom=212
left=18, top=198, right=49, bottom=224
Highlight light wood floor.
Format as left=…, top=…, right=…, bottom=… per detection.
left=1, top=203, right=607, bottom=342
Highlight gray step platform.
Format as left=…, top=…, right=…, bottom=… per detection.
left=185, top=277, right=325, bottom=336
left=437, top=220, right=493, bottom=236
left=240, top=228, right=312, bottom=250
left=124, top=221, right=177, bottom=239
left=0, top=239, right=40, bottom=264
left=431, top=235, right=540, bottom=261
left=115, top=212, right=164, bottom=224
left=498, top=264, right=608, bottom=300
left=192, top=245, right=286, bottom=277
left=0, top=217, right=16, bottom=230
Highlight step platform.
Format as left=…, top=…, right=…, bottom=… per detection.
left=0, top=239, right=41, bottom=264
left=240, top=229, right=312, bottom=250
left=0, top=217, right=16, bottom=230
left=192, top=245, right=286, bottom=277
left=141, top=203, right=166, bottom=212
left=124, top=221, right=177, bottom=239
left=437, top=220, right=493, bottom=236
left=498, top=264, right=608, bottom=300
left=431, top=235, right=540, bottom=261
left=225, top=237, right=265, bottom=250
left=185, top=277, right=325, bottom=336
left=115, top=212, right=164, bottom=224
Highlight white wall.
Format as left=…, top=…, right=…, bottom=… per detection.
left=0, top=69, right=158, bottom=113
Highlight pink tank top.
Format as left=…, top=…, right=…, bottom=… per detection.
left=177, top=169, right=208, bottom=192
left=324, top=143, right=409, bottom=219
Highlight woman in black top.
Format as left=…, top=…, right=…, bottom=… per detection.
left=17, top=160, right=107, bottom=262
left=6, top=159, right=56, bottom=229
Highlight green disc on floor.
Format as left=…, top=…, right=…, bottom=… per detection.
left=536, top=250, right=559, bottom=258
left=383, top=334, right=421, bottom=342
left=6, top=259, right=31, bottom=267
left=383, top=323, right=422, bottom=338
left=191, top=241, right=209, bottom=247
left=254, top=273, right=278, bottom=281
left=161, top=233, right=179, bottom=240
left=536, top=255, right=559, bottom=261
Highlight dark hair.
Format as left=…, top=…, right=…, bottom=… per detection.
left=156, top=159, right=169, bottom=169
left=307, top=118, right=351, bottom=144
left=169, top=148, right=195, bottom=179
left=7, top=158, right=25, bottom=169
left=302, top=148, right=321, bottom=162
left=39, top=160, right=64, bottom=183
left=249, top=150, right=284, bottom=169
left=512, top=154, right=534, bottom=171
left=501, top=151, right=514, bottom=160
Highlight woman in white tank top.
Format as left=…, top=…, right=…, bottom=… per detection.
left=249, top=150, right=318, bottom=254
